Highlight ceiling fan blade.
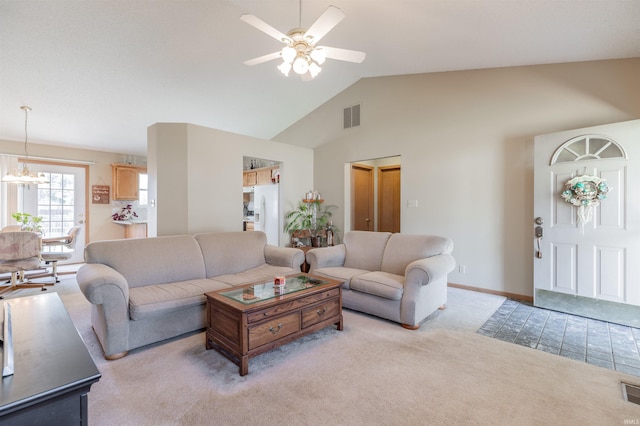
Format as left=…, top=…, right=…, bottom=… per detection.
left=240, top=14, right=289, bottom=42
left=305, top=5, right=345, bottom=43
left=243, top=51, right=282, bottom=66
left=320, top=46, right=366, bottom=63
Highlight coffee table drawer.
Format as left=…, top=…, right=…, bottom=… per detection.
left=246, top=288, right=341, bottom=323
left=302, top=298, right=340, bottom=328
left=248, top=313, right=300, bottom=350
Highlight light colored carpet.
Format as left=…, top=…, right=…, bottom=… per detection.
left=7, top=275, right=640, bottom=425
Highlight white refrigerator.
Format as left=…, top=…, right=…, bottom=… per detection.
left=253, top=184, right=280, bottom=246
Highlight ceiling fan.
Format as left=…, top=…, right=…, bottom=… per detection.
left=240, top=4, right=366, bottom=79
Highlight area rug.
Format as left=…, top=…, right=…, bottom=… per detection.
left=53, top=285, right=640, bottom=425
left=7, top=277, right=640, bottom=424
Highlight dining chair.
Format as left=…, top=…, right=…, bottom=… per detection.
left=0, top=231, right=42, bottom=297
left=40, top=226, right=81, bottom=283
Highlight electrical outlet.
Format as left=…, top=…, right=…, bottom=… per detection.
left=458, top=265, right=466, bottom=274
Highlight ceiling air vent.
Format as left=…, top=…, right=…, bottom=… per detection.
left=343, top=104, right=360, bottom=129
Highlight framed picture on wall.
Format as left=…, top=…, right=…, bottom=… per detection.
left=92, top=185, right=110, bottom=204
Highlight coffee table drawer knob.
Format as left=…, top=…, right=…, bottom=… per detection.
left=317, top=307, right=327, bottom=316
left=269, top=323, right=283, bottom=334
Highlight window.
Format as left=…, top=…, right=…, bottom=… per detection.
left=551, top=136, right=626, bottom=164
left=138, top=173, right=148, bottom=206
left=37, top=172, right=75, bottom=247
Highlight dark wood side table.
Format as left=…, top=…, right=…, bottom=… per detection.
left=0, top=293, right=101, bottom=425
left=299, top=246, right=313, bottom=272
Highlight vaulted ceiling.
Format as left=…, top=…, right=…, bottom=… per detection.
left=1, top=0, right=639, bottom=155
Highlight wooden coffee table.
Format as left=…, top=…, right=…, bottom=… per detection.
left=205, top=273, right=343, bottom=376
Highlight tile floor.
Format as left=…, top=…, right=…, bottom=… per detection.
left=478, top=299, right=640, bottom=376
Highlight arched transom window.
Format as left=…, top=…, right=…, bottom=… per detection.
left=551, top=135, right=627, bottom=165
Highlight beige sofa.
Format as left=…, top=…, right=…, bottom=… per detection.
left=306, top=231, right=455, bottom=329
left=77, top=231, right=304, bottom=360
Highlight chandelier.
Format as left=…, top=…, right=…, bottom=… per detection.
left=2, top=106, right=49, bottom=185
left=277, top=29, right=325, bottom=78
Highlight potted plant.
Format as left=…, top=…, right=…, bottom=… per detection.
left=112, top=204, right=138, bottom=221
left=284, top=200, right=339, bottom=247
left=12, top=212, right=44, bottom=235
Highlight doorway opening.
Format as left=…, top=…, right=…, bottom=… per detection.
left=347, top=155, right=401, bottom=233
left=242, top=156, right=281, bottom=246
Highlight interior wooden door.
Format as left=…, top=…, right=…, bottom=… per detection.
left=378, top=165, right=400, bottom=232
left=351, top=164, right=374, bottom=231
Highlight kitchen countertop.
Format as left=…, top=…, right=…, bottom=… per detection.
left=113, top=220, right=148, bottom=225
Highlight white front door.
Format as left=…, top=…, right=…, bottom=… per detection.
left=21, top=163, right=86, bottom=264
left=533, top=120, right=640, bottom=324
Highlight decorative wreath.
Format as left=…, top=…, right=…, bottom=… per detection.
left=560, top=175, right=611, bottom=232
left=560, top=175, right=610, bottom=207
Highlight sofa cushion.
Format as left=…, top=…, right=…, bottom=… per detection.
left=312, top=267, right=369, bottom=290
left=129, top=278, right=231, bottom=320
left=84, top=235, right=207, bottom=288
left=350, top=271, right=404, bottom=301
left=194, top=231, right=267, bottom=278
left=380, top=234, right=454, bottom=276
left=343, top=231, right=392, bottom=271
left=212, top=264, right=297, bottom=286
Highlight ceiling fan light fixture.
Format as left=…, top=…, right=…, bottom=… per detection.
left=292, top=55, right=309, bottom=75
left=308, top=62, right=321, bottom=78
left=242, top=5, right=365, bottom=80
left=281, top=46, right=296, bottom=63
left=310, top=47, right=325, bottom=65
left=278, top=61, right=292, bottom=76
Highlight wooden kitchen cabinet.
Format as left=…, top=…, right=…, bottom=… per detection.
left=256, top=168, right=272, bottom=185
left=243, top=171, right=257, bottom=186
left=124, top=222, right=147, bottom=239
left=243, top=167, right=279, bottom=187
left=112, top=164, right=146, bottom=200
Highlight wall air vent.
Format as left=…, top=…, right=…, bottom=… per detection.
left=623, top=382, right=640, bottom=405
left=343, top=104, right=361, bottom=129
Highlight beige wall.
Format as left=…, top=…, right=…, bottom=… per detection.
left=0, top=139, right=134, bottom=242
left=275, top=58, right=640, bottom=298
left=148, top=123, right=314, bottom=242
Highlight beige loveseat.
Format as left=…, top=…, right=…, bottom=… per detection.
left=306, top=231, right=455, bottom=329
left=76, top=231, right=304, bottom=360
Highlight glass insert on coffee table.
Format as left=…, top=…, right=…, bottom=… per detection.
left=220, top=274, right=330, bottom=304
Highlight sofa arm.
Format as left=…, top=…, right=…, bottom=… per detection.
left=404, top=254, right=456, bottom=287
left=76, top=263, right=131, bottom=357
left=264, top=245, right=305, bottom=270
left=306, top=244, right=346, bottom=273
left=77, top=263, right=130, bottom=304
